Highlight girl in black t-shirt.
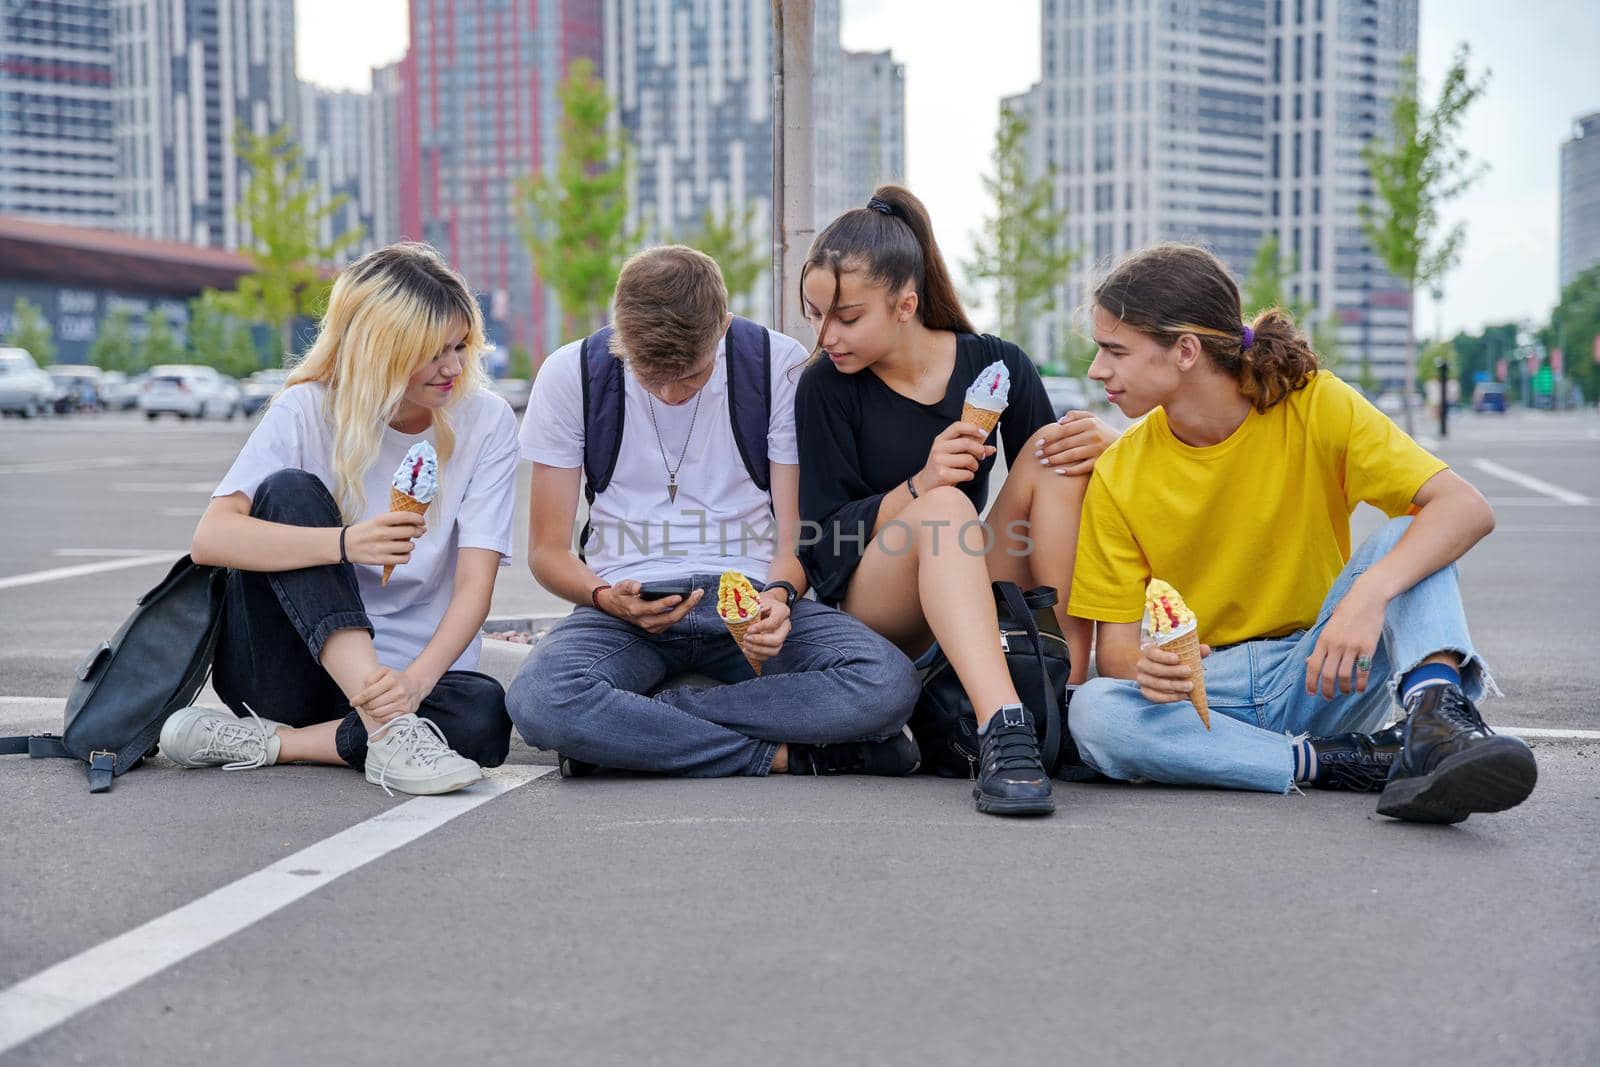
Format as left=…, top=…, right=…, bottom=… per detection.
left=794, top=185, right=1114, bottom=817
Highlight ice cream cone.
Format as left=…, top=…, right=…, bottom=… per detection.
left=1157, top=624, right=1209, bottom=729
left=960, top=402, right=1003, bottom=436
left=381, top=487, right=429, bottom=586
left=722, top=614, right=762, bottom=676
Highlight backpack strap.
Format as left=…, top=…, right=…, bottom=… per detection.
left=578, top=326, right=626, bottom=561
left=995, top=580, right=1063, bottom=775
left=723, top=316, right=772, bottom=493
left=0, top=733, right=112, bottom=792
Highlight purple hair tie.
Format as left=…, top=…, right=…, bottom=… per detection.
left=1240, top=325, right=1255, bottom=351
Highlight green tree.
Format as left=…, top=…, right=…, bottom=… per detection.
left=5, top=297, right=56, bottom=365
left=139, top=309, right=183, bottom=368
left=962, top=106, right=1078, bottom=347
left=218, top=124, right=360, bottom=362
left=1540, top=264, right=1600, bottom=404
left=1360, top=46, right=1488, bottom=432
left=1241, top=234, right=1346, bottom=375
left=188, top=291, right=262, bottom=378
left=507, top=345, right=534, bottom=380
left=1448, top=321, right=1518, bottom=403
left=87, top=308, right=138, bottom=374
left=677, top=204, right=765, bottom=315
left=516, top=58, right=636, bottom=339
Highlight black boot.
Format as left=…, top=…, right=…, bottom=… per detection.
left=973, top=704, right=1054, bottom=816
left=1377, top=684, right=1537, bottom=824
left=788, top=726, right=922, bottom=776
left=1305, top=725, right=1403, bottom=792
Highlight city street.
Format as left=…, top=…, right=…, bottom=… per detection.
left=2, top=408, right=1598, bottom=1064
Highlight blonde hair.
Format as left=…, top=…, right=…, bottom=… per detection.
left=285, top=242, right=488, bottom=521
left=610, top=245, right=729, bottom=382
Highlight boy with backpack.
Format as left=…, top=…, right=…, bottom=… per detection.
left=507, top=246, right=922, bottom=778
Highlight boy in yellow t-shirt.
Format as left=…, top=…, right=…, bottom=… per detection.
left=1068, top=244, right=1536, bottom=824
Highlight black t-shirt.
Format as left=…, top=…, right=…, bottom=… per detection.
left=795, top=332, right=1058, bottom=604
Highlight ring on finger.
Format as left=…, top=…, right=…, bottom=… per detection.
left=1355, top=654, right=1373, bottom=672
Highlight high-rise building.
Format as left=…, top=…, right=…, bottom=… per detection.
left=300, top=72, right=401, bottom=257
left=399, top=0, right=603, bottom=354
left=1560, top=111, right=1600, bottom=290
left=605, top=0, right=906, bottom=322
left=840, top=50, right=907, bottom=205
left=111, top=0, right=300, bottom=250
left=1018, top=0, right=1416, bottom=384
left=0, top=1, right=119, bottom=227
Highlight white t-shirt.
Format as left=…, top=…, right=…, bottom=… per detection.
left=215, top=382, right=520, bottom=673
left=519, top=328, right=807, bottom=583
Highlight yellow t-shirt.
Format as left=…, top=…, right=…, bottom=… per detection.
left=1071, top=371, right=1448, bottom=647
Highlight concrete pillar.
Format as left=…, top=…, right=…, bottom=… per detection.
left=771, top=1, right=815, bottom=342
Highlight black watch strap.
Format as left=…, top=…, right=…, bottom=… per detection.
left=766, top=580, right=798, bottom=605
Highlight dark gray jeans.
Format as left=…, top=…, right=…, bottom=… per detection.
left=506, top=574, right=921, bottom=775
left=212, top=468, right=511, bottom=769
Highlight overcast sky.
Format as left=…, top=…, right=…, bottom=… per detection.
left=295, top=0, right=1600, bottom=337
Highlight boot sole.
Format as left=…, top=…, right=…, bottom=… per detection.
left=973, top=790, right=1055, bottom=817
left=1376, top=738, right=1538, bottom=824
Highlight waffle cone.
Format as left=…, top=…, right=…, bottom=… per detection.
left=381, top=488, right=429, bottom=586
left=960, top=402, right=1003, bottom=436
left=1156, top=626, right=1209, bottom=728
left=722, top=615, right=763, bottom=676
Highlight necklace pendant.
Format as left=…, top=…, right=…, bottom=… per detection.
left=667, top=479, right=678, bottom=504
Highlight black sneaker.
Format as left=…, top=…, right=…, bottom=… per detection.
left=1377, top=684, right=1537, bottom=824
left=557, top=754, right=600, bottom=778
left=788, top=725, right=921, bottom=776
left=1306, top=724, right=1403, bottom=792
left=973, top=704, right=1054, bottom=816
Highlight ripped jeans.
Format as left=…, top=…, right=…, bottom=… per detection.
left=1070, top=517, right=1497, bottom=794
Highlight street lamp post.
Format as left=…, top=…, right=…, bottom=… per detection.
left=1436, top=356, right=1449, bottom=438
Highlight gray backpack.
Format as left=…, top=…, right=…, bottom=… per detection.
left=0, top=556, right=225, bottom=792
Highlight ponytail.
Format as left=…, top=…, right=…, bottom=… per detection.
left=801, top=184, right=975, bottom=353
left=1093, top=242, right=1319, bottom=413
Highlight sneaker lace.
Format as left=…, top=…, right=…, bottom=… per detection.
left=803, top=743, right=866, bottom=775
left=986, top=719, right=1043, bottom=774
left=370, top=715, right=454, bottom=797
left=195, top=704, right=273, bottom=771
left=1436, top=687, right=1492, bottom=737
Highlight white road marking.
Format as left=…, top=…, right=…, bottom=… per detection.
left=0, top=765, right=552, bottom=1055
left=1484, top=497, right=1593, bottom=508
left=1471, top=459, right=1592, bottom=506
left=0, top=553, right=176, bottom=592
left=51, top=548, right=177, bottom=558
left=0, top=457, right=143, bottom=476
left=1502, top=727, right=1600, bottom=741
left=112, top=482, right=215, bottom=494
left=158, top=507, right=207, bottom=517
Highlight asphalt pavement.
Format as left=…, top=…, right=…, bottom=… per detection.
left=1, top=407, right=1597, bottom=1065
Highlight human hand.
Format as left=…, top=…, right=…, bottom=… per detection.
left=599, top=579, right=704, bottom=635
left=352, top=665, right=428, bottom=723
left=916, top=422, right=996, bottom=491
left=741, top=591, right=792, bottom=666
left=343, top=512, right=426, bottom=567
left=1304, top=581, right=1386, bottom=699
left=1032, top=411, right=1117, bottom=476
left=1136, top=639, right=1212, bottom=705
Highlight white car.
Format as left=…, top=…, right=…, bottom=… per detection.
left=241, top=368, right=289, bottom=415
left=1042, top=375, right=1091, bottom=418
left=139, top=364, right=242, bottom=420
left=0, top=347, right=57, bottom=418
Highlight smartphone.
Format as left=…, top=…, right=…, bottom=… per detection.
left=637, top=578, right=695, bottom=601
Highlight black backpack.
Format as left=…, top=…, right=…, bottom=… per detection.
left=0, top=556, right=226, bottom=792
left=910, top=581, right=1095, bottom=781
left=578, top=316, right=772, bottom=556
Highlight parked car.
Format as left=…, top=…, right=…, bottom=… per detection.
left=99, top=371, right=141, bottom=411
left=1041, top=375, right=1090, bottom=419
left=47, top=365, right=105, bottom=412
left=1471, top=381, right=1507, bottom=413
left=492, top=377, right=531, bottom=411
left=240, top=368, right=289, bottom=415
left=139, top=364, right=241, bottom=420
left=0, top=347, right=58, bottom=418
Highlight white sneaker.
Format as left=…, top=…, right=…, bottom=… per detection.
left=364, top=713, right=483, bottom=796
left=160, top=704, right=283, bottom=770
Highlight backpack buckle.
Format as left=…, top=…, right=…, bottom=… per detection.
left=87, top=750, right=116, bottom=794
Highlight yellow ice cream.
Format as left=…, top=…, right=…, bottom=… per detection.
left=717, top=571, right=761, bottom=622
left=1144, top=579, right=1196, bottom=637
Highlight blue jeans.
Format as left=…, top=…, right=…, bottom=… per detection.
left=506, top=574, right=922, bottom=776
left=1070, top=518, right=1498, bottom=793
left=212, top=469, right=512, bottom=769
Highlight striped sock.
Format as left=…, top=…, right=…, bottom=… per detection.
left=1292, top=738, right=1318, bottom=783
left=1400, top=662, right=1462, bottom=707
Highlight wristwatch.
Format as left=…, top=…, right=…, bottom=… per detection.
left=764, top=580, right=799, bottom=606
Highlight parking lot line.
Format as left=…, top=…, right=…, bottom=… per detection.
left=0, top=765, right=552, bottom=1056
left=0, top=553, right=178, bottom=592
left=1470, top=459, right=1593, bottom=506
left=0, top=457, right=143, bottom=476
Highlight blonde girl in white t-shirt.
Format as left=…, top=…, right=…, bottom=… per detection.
left=163, top=243, right=520, bottom=796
